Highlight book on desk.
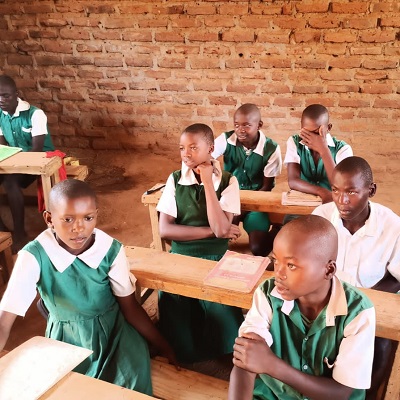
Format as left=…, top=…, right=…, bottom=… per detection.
left=0, top=145, right=22, bottom=162
left=281, top=189, right=322, bottom=206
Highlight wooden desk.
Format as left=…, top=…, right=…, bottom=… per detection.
left=142, top=186, right=316, bottom=251
left=0, top=152, right=62, bottom=209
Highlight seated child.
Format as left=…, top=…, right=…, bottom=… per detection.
left=157, top=123, right=244, bottom=363
left=0, top=75, right=55, bottom=251
left=229, top=215, right=375, bottom=400
left=312, top=156, right=400, bottom=399
left=284, top=104, right=353, bottom=204
left=212, top=103, right=282, bottom=256
left=0, top=179, right=176, bottom=395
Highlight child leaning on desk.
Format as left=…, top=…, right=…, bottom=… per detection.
left=156, top=123, right=244, bottom=363
left=0, top=179, right=176, bottom=395
left=229, top=215, right=375, bottom=400
left=212, top=103, right=282, bottom=257
left=284, top=104, right=353, bottom=204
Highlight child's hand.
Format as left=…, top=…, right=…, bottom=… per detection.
left=195, top=162, right=214, bottom=183
left=317, top=187, right=333, bottom=204
left=158, top=340, right=180, bottom=370
left=225, top=224, right=241, bottom=240
left=233, top=332, right=277, bottom=375
left=300, top=128, right=328, bottom=154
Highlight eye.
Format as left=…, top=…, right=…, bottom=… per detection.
left=85, top=216, right=94, bottom=221
left=331, top=188, right=338, bottom=194
left=190, top=146, right=197, bottom=150
left=288, top=264, right=297, bottom=271
left=269, top=256, right=277, bottom=265
left=348, top=191, right=356, bottom=195
left=179, top=146, right=184, bottom=151
left=63, top=217, right=73, bottom=223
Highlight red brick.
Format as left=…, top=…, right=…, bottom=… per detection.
left=105, top=43, right=133, bottom=53
left=70, top=81, right=96, bottom=90
left=86, top=5, right=116, bottom=14
left=294, top=30, right=321, bottom=43
left=293, top=85, right=325, bottom=94
left=296, top=2, right=329, bottom=13
left=35, top=55, right=63, bottom=66
left=128, top=45, right=160, bottom=54
left=39, top=18, right=68, bottom=27
left=240, top=96, right=272, bottom=107
left=260, top=84, right=291, bottom=94
left=7, top=54, right=33, bottom=65
left=342, top=18, right=377, bottom=29
left=59, top=28, right=90, bottom=40
left=219, top=3, right=248, bottom=15
left=70, top=18, right=102, bottom=27
left=274, top=98, right=303, bottom=107
left=222, top=30, right=255, bottom=42
left=250, top=4, right=283, bottom=15
left=118, top=4, right=151, bottom=14
left=23, top=4, right=54, bottom=14
left=324, top=31, right=358, bottom=43
left=272, top=17, right=306, bottom=29
left=117, top=94, right=148, bottom=103
left=354, top=71, right=389, bottom=80
left=361, top=84, right=393, bottom=94
left=308, top=17, right=341, bottom=29
left=305, top=98, right=335, bottom=107
left=76, top=128, right=106, bottom=138
left=103, top=18, right=135, bottom=29
left=43, top=40, right=73, bottom=54
left=58, top=92, right=85, bottom=101
left=358, top=110, right=388, bottom=119
left=122, top=32, right=152, bottom=42
left=126, top=55, right=153, bottom=68
left=384, top=45, right=400, bottom=56
left=170, top=16, right=200, bottom=28
left=327, top=84, right=360, bottom=93
left=360, top=30, right=396, bottom=43
left=92, top=117, right=119, bottom=127
left=282, top=3, right=293, bottom=15
left=106, top=71, right=131, bottom=78
left=363, top=59, right=398, bottom=69
left=55, top=4, right=85, bottom=13
left=158, top=57, right=186, bottom=69
left=350, top=46, right=382, bottom=55
left=329, top=57, right=362, bottom=68
left=380, top=18, right=400, bottom=27
left=144, top=70, right=171, bottom=79
left=137, top=19, right=168, bottom=28
left=176, top=94, right=205, bottom=105
left=151, top=5, right=184, bottom=14
left=23, top=90, right=53, bottom=101
left=259, top=57, right=291, bottom=69
left=239, top=16, right=270, bottom=29
left=227, top=84, right=257, bottom=93
left=94, top=56, right=123, bottom=67
left=64, top=56, right=94, bottom=65
left=187, top=54, right=220, bottom=68
left=92, top=31, right=122, bottom=40
left=331, top=2, right=368, bottom=13
left=51, top=67, right=77, bottom=77
left=88, top=93, right=115, bottom=102
left=76, top=44, right=103, bottom=53
left=187, top=32, right=219, bottom=42
left=316, top=44, right=347, bottom=55
left=371, top=3, right=400, bottom=12
left=29, top=30, right=57, bottom=39
left=98, top=82, right=127, bottom=90
left=295, top=59, right=327, bottom=69
left=257, top=31, right=291, bottom=44
left=10, top=15, right=36, bottom=27
left=193, top=81, right=223, bottom=92
left=155, top=32, right=184, bottom=42
left=225, top=59, right=254, bottom=68
left=168, top=45, right=200, bottom=55
left=186, top=4, right=216, bottom=15
left=373, top=99, right=399, bottom=108
left=76, top=70, right=103, bottom=79
left=330, top=110, right=355, bottom=120
left=204, top=16, right=235, bottom=27
left=39, top=80, right=67, bottom=89
left=16, top=42, right=42, bottom=52
left=159, top=81, right=189, bottom=91
left=209, top=96, right=237, bottom=106
left=42, top=103, right=63, bottom=114
left=16, top=79, right=37, bottom=89
left=0, top=5, right=22, bottom=14
left=197, top=107, right=226, bottom=117
left=0, top=30, right=28, bottom=40
left=338, top=99, right=371, bottom=108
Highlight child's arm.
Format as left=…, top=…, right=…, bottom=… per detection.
left=287, top=162, right=332, bottom=203
left=116, top=294, right=178, bottom=366
left=0, top=311, right=18, bottom=351
left=259, top=176, right=275, bottom=192
left=372, top=270, right=400, bottom=293
left=233, top=332, right=354, bottom=400
left=228, top=366, right=256, bottom=400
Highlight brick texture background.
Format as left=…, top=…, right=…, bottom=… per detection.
left=0, top=0, right=399, bottom=180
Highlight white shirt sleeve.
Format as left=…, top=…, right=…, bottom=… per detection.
left=219, top=175, right=241, bottom=215
left=156, top=174, right=177, bottom=218
left=211, top=133, right=228, bottom=159
left=31, top=109, right=49, bottom=137
left=264, top=145, right=283, bottom=177
left=0, top=126, right=3, bottom=136
left=0, top=250, right=40, bottom=316
left=335, top=144, right=353, bottom=164
left=108, top=246, right=136, bottom=297
left=239, top=286, right=274, bottom=346
left=332, top=307, right=375, bottom=389
left=283, top=136, right=300, bottom=165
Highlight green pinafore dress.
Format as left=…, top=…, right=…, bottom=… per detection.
left=23, top=237, right=152, bottom=395
left=158, top=170, right=244, bottom=363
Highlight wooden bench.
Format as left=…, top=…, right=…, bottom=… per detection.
left=0, top=231, right=13, bottom=283
left=142, top=184, right=316, bottom=251
left=127, top=246, right=400, bottom=400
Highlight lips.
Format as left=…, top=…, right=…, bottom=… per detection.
left=71, top=237, right=86, bottom=245
left=274, top=281, right=288, bottom=294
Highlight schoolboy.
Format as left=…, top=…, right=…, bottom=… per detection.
left=0, top=74, right=54, bottom=252
left=229, top=215, right=375, bottom=400
left=284, top=104, right=352, bottom=204
left=212, top=103, right=282, bottom=256
left=313, top=156, right=400, bottom=399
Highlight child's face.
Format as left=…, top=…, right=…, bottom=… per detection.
left=234, top=111, right=262, bottom=146
left=44, top=196, right=98, bottom=255
left=0, top=83, right=18, bottom=114
left=180, top=132, right=213, bottom=170
left=331, top=170, right=375, bottom=222
left=270, top=231, right=333, bottom=302
left=301, top=116, right=329, bottom=137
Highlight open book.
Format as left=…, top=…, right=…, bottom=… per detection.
left=0, top=145, right=22, bottom=162
left=203, top=250, right=269, bottom=293
left=281, top=190, right=322, bottom=206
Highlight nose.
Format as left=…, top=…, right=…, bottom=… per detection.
left=72, top=219, right=84, bottom=232
left=337, top=192, right=349, bottom=205
left=274, top=262, right=287, bottom=281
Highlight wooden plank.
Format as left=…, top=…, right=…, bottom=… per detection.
left=0, top=232, right=13, bottom=282
left=384, top=343, right=400, bottom=400
left=65, top=165, right=89, bottom=181
left=126, top=246, right=400, bottom=342
left=151, top=359, right=227, bottom=400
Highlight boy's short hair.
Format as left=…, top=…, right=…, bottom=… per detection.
left=0, top=75, right=17, bottom=91
left=335, top=156, right=373, bottom=186
left=235, top=103, right=261, bottom=119
left=48, top=179, right=98, bottom=211
left=183, top=123, right=214, bottom=145
left=302, top=104, right=329, bottom=123
left=282, top=214, right=338, bottom=260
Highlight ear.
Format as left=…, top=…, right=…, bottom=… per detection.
left=327, top=123, right=332, bottom=131
left=43, top=210, right=53, bottom=228
left=209, top=144, right=214, bottom=154
left=258, top=120, right=263, bottom=129
left=325, top=260, right=336, bottom=280
left=369, top=182, right=377, bottom=198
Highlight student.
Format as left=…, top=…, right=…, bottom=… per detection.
left=0, top=74, right=54, bottom=252
left=212, top=103, right=282, bottom=256
left=0, top=179, right=176, bottom=395
left=229, top=215, right=375, bottom=400
left=312, top=156, right=400, bottom=399
left=284, top=104, right=353, bottom=204
left=157, top=123, right=244, bottom=363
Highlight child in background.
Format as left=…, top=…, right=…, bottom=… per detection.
left=212, top=104, right=282, bottom=256
left=0, top=179, right=176, bottom=395
left=0, top=75, right=55, bottom=252
left=157, top=123, right=244, bottom=363
left=229, top=215, right=375, bottom=400
left=313, top=156, right=400, bottom=399
left=284, top=104, right=352, bottom=204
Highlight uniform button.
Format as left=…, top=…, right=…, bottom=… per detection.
left=303, top=365, right=308, bottom=370
left=243, top=170, right=246, bottom=173
left=304, top=337, right=308, bottom=341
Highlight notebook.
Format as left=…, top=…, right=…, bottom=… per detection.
left=203, top=250, right=269, bottom=293
left=0, top=145, right=22, bottom=162
left=281, top=190, right=322, bottom=206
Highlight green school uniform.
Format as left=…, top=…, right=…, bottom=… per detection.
left=292, top=134, right=346, bottom=190
left=0, top=100, right=54, bottom=151
left=158, top=169, right=244, bottom=363
left=23, top=236, right=152, bottom=395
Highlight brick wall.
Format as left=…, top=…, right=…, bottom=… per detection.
left=0, top=0, right=399, bottom=177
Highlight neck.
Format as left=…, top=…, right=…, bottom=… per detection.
left=297, top=281, right=331, bottom=321
left=342, top=204, right=370, bottom=235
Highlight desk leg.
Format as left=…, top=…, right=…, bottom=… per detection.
left=41, top=176, right=52, bottom=211
left=384, top=341, right=400, bottom=400
left=148, top=205, right=167, bottom=252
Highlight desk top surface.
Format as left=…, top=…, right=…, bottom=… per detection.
left=127, top=246, right=400, bottom=341
left=0, top=152, right=62, bottom=176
